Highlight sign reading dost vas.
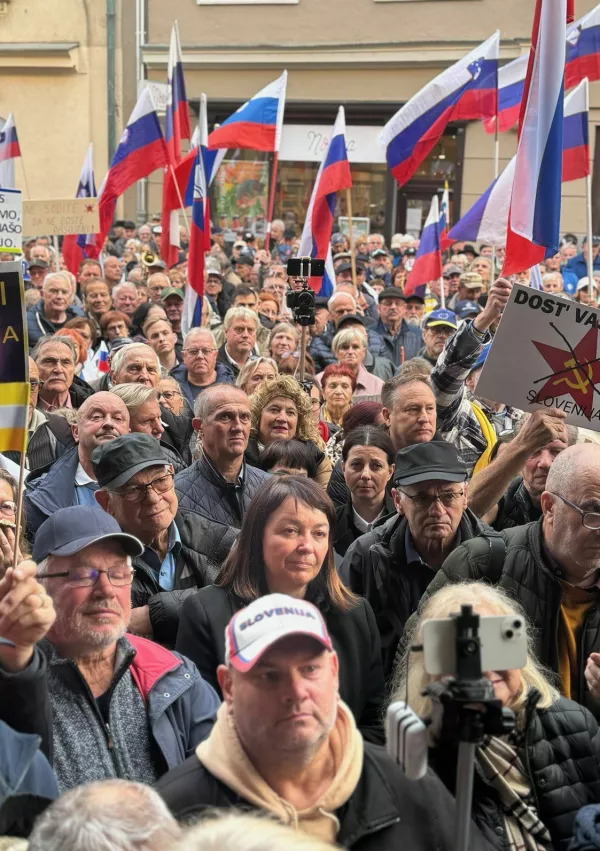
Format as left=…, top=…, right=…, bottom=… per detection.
left=0, top=189, right=22, bottom=254
left=23, top=198, right=99, bottom=236
left=477, top=283, right=600, bottom=430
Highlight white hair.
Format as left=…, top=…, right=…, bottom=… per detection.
left=109, top=343, right=160, bottom=376
left=42, top=272, right=70, bottom=291
left=112, top=282, right=138, bottom=298
left=327, top=291, right=356, bottom=312
left=223, top=306, right=259, bottom=331
left=174, top=812, right=334, bottom=851
left=28, top=779, right=181, bottom=851
left=185, top=327, right=216, bottom=345
left=109, top=383, right=158, bottom=410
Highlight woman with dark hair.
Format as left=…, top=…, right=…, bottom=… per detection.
left=334, top=426, right=396, bottom=556
left=258, top=439, right=318, bottom=478
left=130, top=302, right=168, bottom=341
left=325, top=400, right=384, bottom=466
left=176, top=475, right=385, bottom=742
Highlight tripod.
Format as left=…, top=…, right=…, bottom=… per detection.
left=424, top=607, right=515, bottom=851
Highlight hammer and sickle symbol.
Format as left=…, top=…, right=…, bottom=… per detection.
left=553, top=357, right=593, bottom=395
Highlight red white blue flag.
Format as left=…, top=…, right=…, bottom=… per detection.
left=207, top=72, right=287, bottom=153
left=439, top=187, right=451, bottom=250
left=566, top=3, right=600, bottom=88
left=562, top=77, right=590, bottom=182
left=98, top=88, right=169, bottom=247
left=379, top=33, right=499, bottom=187
left=63, top=145, right=100, bottom=274
left=298, top=107, right=352, bottom=296
left=404, top=194, right=442, bottom=298
left=483, top=55, right=528, bottom=134
left=0, top=114, right=20, bottom=164
left=502, top=0, right=567, bottom=276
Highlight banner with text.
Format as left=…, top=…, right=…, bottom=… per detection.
left=0, top=189, right=22, bottom=255
left=477, top=284, right=600, bottom=430
left=23, top=198, right=99, bottom=236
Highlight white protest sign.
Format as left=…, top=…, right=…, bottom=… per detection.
left=22, top=198, right=99, bottom=236
left=0, top=188, right=22, bottom=254
left=476, top=283, right=600, bottom=430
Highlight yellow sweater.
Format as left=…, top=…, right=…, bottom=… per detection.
left=196, top=701, right=364, bottom=844
left=558, top=580, right=595, bottom=699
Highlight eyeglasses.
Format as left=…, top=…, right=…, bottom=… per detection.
left=551, top=492, right=600, bottom=530
left=158, top=390, right=182, bottom=401
left=0, top=501, right=16, bottom=515
left=38, top=566, right=134, bottom=587
left=183, top=348, right=216, bottom=358
left=109, top=472, right=174, bottom=504
left=398, top=489, right=464, bottom=510
left=30, top=380, right=43, bottom=391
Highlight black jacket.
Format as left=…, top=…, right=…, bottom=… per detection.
left=333, top=494, right=395, bottom=557
left=492, top=476, right=542, bottom=531
left=419, top=520, right=600, bottom=718
left=175, top=453, right=270, bottom=528
left=431, top=693, right=600, bottom=851
left=175, top=584, right=386, bottom=743
left=156, top=741, right=493, bottom=851
left=130, top=511, right=239, bottom=646
left=341, top=509, right=489, bottom=680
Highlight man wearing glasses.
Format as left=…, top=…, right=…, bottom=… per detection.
left=170, top=328, right=234, bottom=409
left=94, top=433, right=238, bottom=645
left=341, top=441, right=488, bottom=680
left=416, top=443, right=600, bottom=720
left=0, top=505, right=219, bottom=792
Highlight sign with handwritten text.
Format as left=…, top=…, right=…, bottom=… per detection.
left=23, top=198, right=99, bottom=236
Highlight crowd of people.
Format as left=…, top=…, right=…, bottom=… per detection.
left=1, top=219, right=600, bottom=850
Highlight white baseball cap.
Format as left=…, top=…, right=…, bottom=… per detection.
left=225, top=593, right=333, bottom=673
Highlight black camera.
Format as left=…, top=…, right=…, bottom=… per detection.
left=286, top=287, right=316, bottom=326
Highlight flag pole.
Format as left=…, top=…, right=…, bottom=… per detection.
left=264, top=150, right=279, bottom=252
left=585, top=80, right=595, bottom=302
left=19, top=158, right=31, bottom=201
left=13, top=261, right=29, bottom=569
left=491, top=119, right=500, bottom=278
left=345, top=186, right=357, bottom=289
left=169, top=164, right=191, bottom=236
left=52, top=236, right=60, bottom=272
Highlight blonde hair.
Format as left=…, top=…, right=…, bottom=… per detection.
left=175, top=812, right=337, bottom=851
left=394, top=581, right=558, bottom=720
left=331, top=327, right=367, bottom=354
left=236, top=356, right=279, bottom=392
left=250, top=374, right=325, bottom=448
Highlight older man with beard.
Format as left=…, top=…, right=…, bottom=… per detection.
left=0, top=506, right=219, bottom=792
left=24, top=392, right=130, bottom=538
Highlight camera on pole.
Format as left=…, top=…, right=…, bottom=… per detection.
left=285, top=256, right=325, bottom=381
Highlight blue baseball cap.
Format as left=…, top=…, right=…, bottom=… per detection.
left=32, top=506, right=144, bottom=563
left=424, top=308, right=458, bottom=330
left=454, top=299, right=483, bottom=319
left=471, top=343, right=491, bottom=373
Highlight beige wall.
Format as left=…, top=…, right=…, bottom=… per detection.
left=0, top=0, right=119, bottom=210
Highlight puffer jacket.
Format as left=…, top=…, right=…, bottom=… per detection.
left=174, top=453, right=270, bottom=528
left=492, top=476, right=542, bottom=531
left=131, top=510, right=239, bottom=646
left=415, top=519, right=600, bottom=719
left=430, top=692, right=600, bottom=851
left=341, top=509, right=490, bottom=679
left=27, top=301, right=85, bottom=349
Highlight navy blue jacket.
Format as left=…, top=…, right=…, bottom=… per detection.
left=309, top=323, right=391, bottom=372
left=565, top=251, right=600, bottom=281
left=0, top=720, right=58, bottom=836
left=24, top=447, right=102, bottom=540
left=27, top=300, right=85, bottom=349
left=369, top=318, right=423, bottom=366
left=171, top=361, right=235, bottom=409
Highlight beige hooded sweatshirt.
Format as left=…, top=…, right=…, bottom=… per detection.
left=196, top=701, right=364, bottom=844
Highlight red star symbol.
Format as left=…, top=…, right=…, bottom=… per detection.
left=532, top=325, right=600, bottom=419
left=85, top=203, right=95, bottom=213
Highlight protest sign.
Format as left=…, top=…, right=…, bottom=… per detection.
left=338, top=216, right=370, bottom=239
left=476, top=283, right=600, bottom=430
left=23, top=197, right=99, bottom=236
left=0, top=188, right=22, bottom=254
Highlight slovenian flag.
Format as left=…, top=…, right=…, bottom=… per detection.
left=182, top=95, right=210, bottom=335
left=502, top=0, right=567, bottom=276
left=298, top=107, right=352, bottom=297
left=447, top=157, right=516, bottom=247
left=404, top=194, right=442, bottom=298
left=208, top=72, right=287, bottom=153
left=483, top=54, right=528, bottom=134
left=562, top=78, right=590, bottom=182
left=379, top=33, right=499, bottom=187
left=97, top=88, right=169, bottom=247
left=62, top=144, right=100, bottom=275
left=566, top=3, right=600, bottom=89
left=0, top=114, right=20, bottom=164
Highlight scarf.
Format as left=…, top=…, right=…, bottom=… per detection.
left=477, top=736, right=551, bottom=851
left=196, top=701, right=363, bottom=843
